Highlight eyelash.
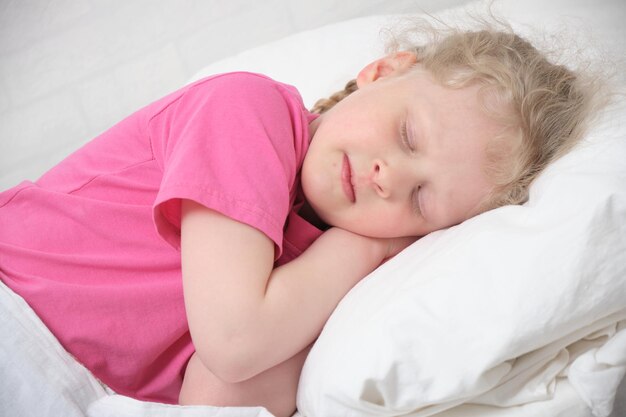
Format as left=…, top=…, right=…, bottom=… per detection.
left=411, top=187, right=422, bottom=216
left=400, top=121, right=415, bottom=152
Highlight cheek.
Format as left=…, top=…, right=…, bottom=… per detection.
left=300, top=159, right=326, bottom=210
left=351, top=206, right=420, bottom=238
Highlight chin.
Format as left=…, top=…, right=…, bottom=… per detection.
left=335, top=223, right=396, bottom=238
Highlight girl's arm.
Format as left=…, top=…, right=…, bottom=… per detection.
left=181, top=200, right=412, bottom=383
left=179, top=344, right=313, bottom=415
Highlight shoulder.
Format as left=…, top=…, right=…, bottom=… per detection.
left=187, top=72, right=305, bottom=109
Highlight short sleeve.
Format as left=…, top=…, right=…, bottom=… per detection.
left=150, top=73, right=308, bottom=259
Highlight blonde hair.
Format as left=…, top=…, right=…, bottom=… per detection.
left=312, top=17, right=607, bottom=209
left=311, top=79, right=358, bottom=114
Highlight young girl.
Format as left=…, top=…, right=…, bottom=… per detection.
left=0, top=19, right=599, bottom=417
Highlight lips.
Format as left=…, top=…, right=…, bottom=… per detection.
left=341, top=153, right=356, bottom=203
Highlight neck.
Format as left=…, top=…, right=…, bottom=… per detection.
left=298, top=199, right=329, bottom=231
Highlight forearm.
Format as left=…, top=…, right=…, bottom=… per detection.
left=180, top=201, right=413, bottom=383
left=180, top=345, right=313, bottom=416
left=235, top=228, right=387, bottom=379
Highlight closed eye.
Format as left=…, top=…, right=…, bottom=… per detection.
left=400, top=120, right=415, bottom=153
left=411, top=187, right=422, bottom=217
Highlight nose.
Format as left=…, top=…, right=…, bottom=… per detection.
left=370, top=159, right=393, bottom=199
left=368, top=157, right=416, bottom=199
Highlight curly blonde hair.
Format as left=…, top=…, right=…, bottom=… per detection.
left=312, top=17, right=607, bottom=209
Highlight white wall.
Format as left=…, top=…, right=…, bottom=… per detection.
left=0, top=0, right=471, bottom=190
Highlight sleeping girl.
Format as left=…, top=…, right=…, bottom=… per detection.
left=0, top=17, right=602, bottom=417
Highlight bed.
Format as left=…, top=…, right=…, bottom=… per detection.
left=1, top=0, right=625, bottom=416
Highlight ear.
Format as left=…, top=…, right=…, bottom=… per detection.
left=356, top=51, right=417, bottom=88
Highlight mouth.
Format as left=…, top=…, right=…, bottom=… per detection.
left=341, top=153, right=356, bottom=203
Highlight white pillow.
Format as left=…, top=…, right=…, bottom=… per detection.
left=192, top=1, right=626, bottom=416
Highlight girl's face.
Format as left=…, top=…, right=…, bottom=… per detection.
left=301, top=55, right=506, bottom=238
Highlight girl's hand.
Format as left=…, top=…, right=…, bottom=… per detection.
left=322, top=227, right=416, bottom=264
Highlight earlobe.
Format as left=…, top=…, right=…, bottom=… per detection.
left=356, top=51, right=417, bottom=88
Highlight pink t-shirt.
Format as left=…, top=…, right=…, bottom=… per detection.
left=0, top=72, right=322, bottom=403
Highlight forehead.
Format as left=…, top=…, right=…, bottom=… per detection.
left=403, top=70, right=500, bottom=157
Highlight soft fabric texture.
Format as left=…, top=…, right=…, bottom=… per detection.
left=569, top=323, right=626, bottom=417
left=0, top=72, right=321, bottom=404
